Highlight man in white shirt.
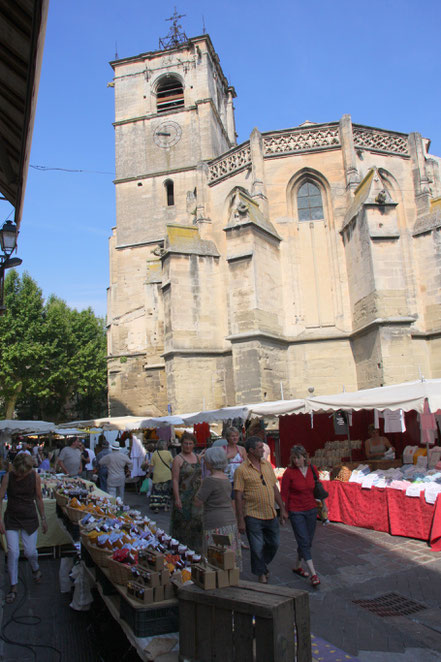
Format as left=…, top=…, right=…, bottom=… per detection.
left=56, top=438, right=82, bottom=477
left=98, top=441, right=133, bottom=499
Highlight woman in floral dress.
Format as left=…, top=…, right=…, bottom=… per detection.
left=170, top=432, right=202, bottom=552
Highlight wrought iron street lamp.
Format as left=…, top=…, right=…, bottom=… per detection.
left=0, top=220, right=18, bottom=256
left=0, top=219, right=22, bottom=315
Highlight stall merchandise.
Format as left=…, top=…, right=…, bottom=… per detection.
left=58, top=482, right=240, bottom=600
left=310, top=440, right=362, bottom=467
left=53, top=477, right=242, bottom=656
left=312, top=461, right=441, bottom=550
left=324, top=463, right=441, bottom=502
left=324, top=480, right=441, bottom=550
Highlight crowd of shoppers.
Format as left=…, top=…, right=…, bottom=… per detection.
left=0, top=421, right=325, bottom=592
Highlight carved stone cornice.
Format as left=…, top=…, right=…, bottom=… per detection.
left=352, top=125, right=409, bottom=157
left=207, top=121, right=411, bottom=186
left=208, top=142, right=251, bottom=184
left=263, top=123, right=340, bottom=158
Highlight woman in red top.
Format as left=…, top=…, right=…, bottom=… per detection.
left=281, top=445, right=320, bottom=587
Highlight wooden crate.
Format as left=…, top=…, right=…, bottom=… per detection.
left=178, top=580, right=311, bottom=662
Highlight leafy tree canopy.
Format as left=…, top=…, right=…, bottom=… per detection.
left=0, top=270, right=107, bottom=422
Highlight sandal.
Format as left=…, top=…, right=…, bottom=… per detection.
left=310, top=574, right=320, bottom=587
left=32, top=569, right=42, bottom=584
left=5, top=590, right=17, bottom=604
left=292, top=567, right=309, bottom=578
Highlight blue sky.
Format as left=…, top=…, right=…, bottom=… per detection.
left=4, top=0, right=440, bottom=317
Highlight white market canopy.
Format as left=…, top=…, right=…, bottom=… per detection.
left=180, top=398, right=307, bottom=425
left=182, top=406, right=249, bottom=425
left=24, top=428, right=85, bottom=437
left=57, top=416, right=150, bottom=431
left=306, top=379, right=441, bottom=414
left=137, top=416, right=187, bottom=429
left=0, top=420, right=55, bottom=434
left=247, top=399, right=307, bottom=418
left=55, top=379, right=441, bottom=433
left=53, top=428, right=87, bottom=436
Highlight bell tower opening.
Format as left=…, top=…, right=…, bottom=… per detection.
left=156, top=76, right=184, bottom=114
left=164, top=179, right=175, bottom=206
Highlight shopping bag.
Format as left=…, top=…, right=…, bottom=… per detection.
left=140, top=477, right=152, bottom=494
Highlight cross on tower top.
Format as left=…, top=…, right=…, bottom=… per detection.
left=159, top=8, right=188, bottom=51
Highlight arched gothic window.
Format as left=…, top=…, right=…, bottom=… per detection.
left=156, top=76, right=184, bottom=114
left=164, top=179, right=174, bottom=206
left=297, top=180, right=324, bottom=221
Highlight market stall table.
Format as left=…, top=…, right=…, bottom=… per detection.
left=324, top=480, right=441, bottom=550
left=54, top=479, right=184, bottom=660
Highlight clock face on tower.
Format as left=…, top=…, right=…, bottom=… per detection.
left=153, top=121, right=182, bottom=148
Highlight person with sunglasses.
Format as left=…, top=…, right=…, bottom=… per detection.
left=234, top=436, right=287, bottom=583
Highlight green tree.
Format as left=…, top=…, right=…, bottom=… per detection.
left=0, top=271, right=46, bottom=417
left=68, top=307, right=108, bottom=419
left=0, top=270, right=107, bottom=421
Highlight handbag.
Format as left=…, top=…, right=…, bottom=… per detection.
left=311, top=465, right=329, bottom=500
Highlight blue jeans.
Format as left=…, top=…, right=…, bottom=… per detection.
left=245, top=516, right=280, bottom=576
left=289, top=508, right=317, bottom=562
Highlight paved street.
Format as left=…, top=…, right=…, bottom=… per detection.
left=129, top=490, right=441, bottom=662
left=1, top=486, right=440, bottom=661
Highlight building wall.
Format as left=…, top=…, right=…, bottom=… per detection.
left=107, top=35, right=441, bottom=415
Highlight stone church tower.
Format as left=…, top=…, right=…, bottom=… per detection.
left=107, top=30, right=441, bottom=416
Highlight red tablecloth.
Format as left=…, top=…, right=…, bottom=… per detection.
left=324, top=480, right=441, bottom=551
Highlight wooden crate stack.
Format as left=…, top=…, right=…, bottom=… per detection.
left=191, top=534, right=240, bottom=590
left=126, top=549, right=174, bottom=605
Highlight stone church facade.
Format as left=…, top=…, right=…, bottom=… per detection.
left=107, top=33, right=441, bottom=416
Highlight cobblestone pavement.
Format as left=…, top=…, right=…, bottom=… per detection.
left=1, top=487, right=440, bottom=661
left=127, top=491, right=441, bottom=662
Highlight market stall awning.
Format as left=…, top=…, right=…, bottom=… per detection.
left=182, top=406, right=250, bottom=425
left=137, top=416, right=186, bottom=429
left=247, top=398, right=307, bottom=417
left=24, top=427, right=85, bottom=437
left=180, top=398, right=308, bottom=425
left=0, top=419, right=54, bottom=434
left=306, top=379, right=441, bottom=414
left=52, top=427, right=87, bottom=436
left=57, top=416, right=150, bottom=431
